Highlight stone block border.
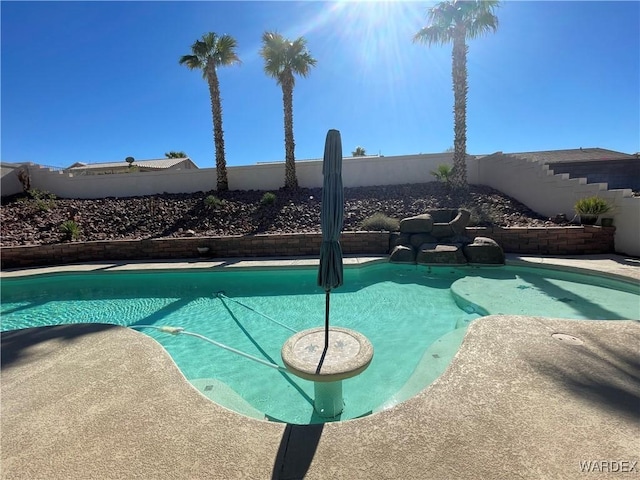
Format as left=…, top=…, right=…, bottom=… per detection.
left=0, top=226, right=614, bottom=269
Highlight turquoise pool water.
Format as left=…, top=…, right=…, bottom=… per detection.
left=1, top=263, right=638, bottom=424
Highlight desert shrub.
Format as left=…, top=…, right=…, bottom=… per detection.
left=28, top=189, right=57, bottom=201
left=28, top=189, right=57, bottom=212
left=60, top=220, right=80, bottom=241
left=431, top=164, right=453, bottom=185
left=35, top=199, right=54, bottom=212
left=361, top=212, right=400, bottom=231
left=574, top=196, right=612, bottom=215
left=204, top=195, right=223, bottom=209
left=261, top=192, right=276, bottom=206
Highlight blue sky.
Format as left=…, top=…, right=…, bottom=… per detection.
left=2, top=1, right=639, bottom=169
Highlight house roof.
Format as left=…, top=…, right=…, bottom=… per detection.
left=505, top=148, right=637, bottom=164
left=66, top=158, right=198, bottom=170
left=0, top=162, right=27, bottom=168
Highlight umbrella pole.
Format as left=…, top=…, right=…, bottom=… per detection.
left=315, top=291, right=331, bottom=374
left=324, top=290, right=330, bottom=351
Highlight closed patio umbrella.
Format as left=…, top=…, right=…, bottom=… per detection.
left=316, top=129, right=344, bottom=373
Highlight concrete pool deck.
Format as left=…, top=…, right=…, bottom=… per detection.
left=1, top=254, right=639, bottom=479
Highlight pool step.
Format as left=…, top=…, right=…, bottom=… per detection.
left=374, top=327, right=469, bottom=412
left=190, top=378, right=267, bottom=421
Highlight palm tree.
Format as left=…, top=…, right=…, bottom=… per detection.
left=414, top=0, right=499, bottom=191
left=260, top=32, right=317, bottom=189
left=352, top=146, right=367, bottom=157
left=179, top=33, right=240, bottom=191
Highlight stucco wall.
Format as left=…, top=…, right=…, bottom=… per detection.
left=28, top=167, right=216, bottom=198
left=1, top=165, right=25, bottom=197
left=23, top=153, right=468, bottom=198
left=473, top=154, right=639, bottom=257
left=612, top=195, right=640, bottom=257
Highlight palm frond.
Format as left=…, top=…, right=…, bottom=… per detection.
left=415, top=0, right=500, bottom=44
left=469, top=10, right=499, bottom=38
left=178, top=54, right=202, bottom=70
left=180, top=32, right=241, bottom=78
left=260, top=32, right=287, bottom=82
left=413, top=24, right=453, bottom=45
left=216, top=34, right=242, bottom=66
left=260, top=31, right=316, bottom=85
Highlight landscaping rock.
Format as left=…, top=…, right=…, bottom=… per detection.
left=409, top=233, right=437, bottom=248
left=450, top=209, right=471, bottom=235
left=430, top=223, right=455, bottom=239
left=389, top=245, right=416, bottom=263
left=389, top=233, right=411, bottom=249
left=0, top=183, right=551, bottom=247
left=463, top=237, right=505, bottom=264
left=429, top=208, right=472, bottom=238
left=416, top=243, right=467, bottom=265
left=399, top=214, right=433, bottom=234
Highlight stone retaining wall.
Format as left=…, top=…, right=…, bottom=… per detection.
left=467, top=226, right=615, bottom=255
left=0, top=227, right=615, bottom=269
left=0, top=232, right=388, bottom=269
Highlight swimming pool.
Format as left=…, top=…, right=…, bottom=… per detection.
left=1, top=262, right=638, bottom=424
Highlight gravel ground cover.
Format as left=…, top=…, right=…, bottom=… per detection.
left=1, top=183, right=554, bottom=246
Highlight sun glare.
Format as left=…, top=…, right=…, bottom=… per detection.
left=313, top=3, right=433, bottom=70
left=321, top=3, right=449, bottom=99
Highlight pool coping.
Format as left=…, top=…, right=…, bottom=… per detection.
left=2, top=254, right=639, bottom=479
left=2, top=253, right=639, bottom=282
left=0, top=254, right=388, bottom=278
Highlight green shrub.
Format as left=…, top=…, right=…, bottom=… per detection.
left=361, top=212, right=400, bottom=231
left=27, top=189, right=57, bottom=212
left=204, top=195, right=223, bottom=209
left=261, top=192, right=276, bottom=206
left=28, top=189, right=57, bottom=201
left=574, top=196, right=612, bottom=215
left=60, top=220, right=80, bottom=241
left=431, top=164, right=453, bottom=185
left=35, top=199, right=54, bottom=212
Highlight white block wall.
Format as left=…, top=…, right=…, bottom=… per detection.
left=475, top=153, right=639, bottom=257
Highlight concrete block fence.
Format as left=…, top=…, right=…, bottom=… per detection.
left=0, top=227, right=615, bottom=270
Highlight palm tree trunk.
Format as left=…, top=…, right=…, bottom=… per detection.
left=281, top=73, right=298, bottom=190
left=207, top=65, right=229, bottom=191
left=451, top=26, right=469, bottom=192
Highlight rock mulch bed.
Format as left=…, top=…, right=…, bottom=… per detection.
left=1, top=183, right=553, bottom=247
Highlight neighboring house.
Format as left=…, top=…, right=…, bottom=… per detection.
left=65, top=157, right=199, bottom=175
left=504, top=148, right=639, bottom=191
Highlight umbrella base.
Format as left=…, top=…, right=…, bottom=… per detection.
left=314, top=381, right=343, bottom=418
left=282, top=327, right=372, bottom=419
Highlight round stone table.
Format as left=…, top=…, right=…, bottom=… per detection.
left=281, top=327, right=373, bottom=418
